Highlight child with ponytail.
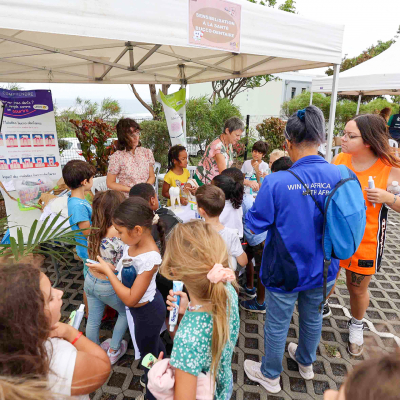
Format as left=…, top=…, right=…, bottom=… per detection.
left=85, top=190, right=128, bottom=365
left=87, top=197, right=167, bottom=397
left=212, top=174, right=244, bottom=238
left=159, top=221, right=240, bottom=400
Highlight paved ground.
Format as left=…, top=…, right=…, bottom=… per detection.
left=46, top=210, right=400, bottom=400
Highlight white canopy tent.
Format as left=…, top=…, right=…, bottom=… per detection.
left=0, top=0, right=343, bottom=156
left=311, top=40, right=400, bottom=114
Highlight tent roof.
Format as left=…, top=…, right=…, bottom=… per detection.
left=312, top=41, right=400, bottom=95
left=0, top=0, right=343, bottom=84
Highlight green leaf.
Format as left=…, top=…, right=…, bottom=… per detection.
left=17, top=228, right=24, bottom=254
left=26, top=219, right=38, bottom=249
left=33, top=214, right=51, bottom=245
left=9, top=237, right=19, bottom=260
left=39, top=212, right=64, bottom=244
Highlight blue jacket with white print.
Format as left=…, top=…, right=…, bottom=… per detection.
left=245, top=155, right=341, bottom=293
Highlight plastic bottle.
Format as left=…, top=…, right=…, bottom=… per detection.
left=368, top=176, right=375, bottom=208
left=121, top=259, right=137, bottom=288
left=249, top=173, right=257, bottom=195
left=169, top=281, right=184, bottom=332
left=72, top=304, right=85, bottom=330
left=387, top=181, right=400, bottom=195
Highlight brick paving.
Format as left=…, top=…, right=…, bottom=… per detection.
left=46, top=210, right=400, bottom=400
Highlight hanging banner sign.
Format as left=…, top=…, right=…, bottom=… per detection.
left=159, top=88, right=187, bottom=147
left=188, top=0, right=241, bottom=53
left=0, top=89, right=62, bottom=183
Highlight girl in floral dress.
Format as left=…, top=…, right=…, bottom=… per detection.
left=160, top=221, right=240, bottom=400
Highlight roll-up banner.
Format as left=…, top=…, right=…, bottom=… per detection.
left=159, top=88, right=187, bottom=147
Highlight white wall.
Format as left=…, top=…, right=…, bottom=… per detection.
left=188, top=79, right=283, bottom=117
left=188, top=72, right=316, bottom=118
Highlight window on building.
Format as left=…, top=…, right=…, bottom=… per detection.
left=291, top=87, right=296, bottom=99
left=302, top=88, right=306, bottom=93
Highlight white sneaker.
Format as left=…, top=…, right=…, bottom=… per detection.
left=288, top=343, right=314, bottom=380
left=244, top=360, right=281, bottom=393
left=348, top=320, right=364, bottom=356
left=107, top=339, right=128, bottom=365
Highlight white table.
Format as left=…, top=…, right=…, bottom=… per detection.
left=167, top=204, right=199, bottom=223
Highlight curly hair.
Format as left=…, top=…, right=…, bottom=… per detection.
left=0, top=264, right=50, bottom=377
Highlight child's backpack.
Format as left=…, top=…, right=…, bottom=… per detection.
left=288, top=164, right=367, bottom=310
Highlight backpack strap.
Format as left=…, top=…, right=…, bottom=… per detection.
left=287, top=170, right=324, bottom=215
left=337, top=164, right=350, bottom=179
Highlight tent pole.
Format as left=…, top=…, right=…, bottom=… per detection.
left=326, top=64, right=340, bottom=162
left=309, top=88, right=313, bottom=105
left=356, top=94, right=362, bottom=115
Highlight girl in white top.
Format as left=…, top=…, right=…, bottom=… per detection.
left=87, top=197, right=167, bottom=398
left=212, top=174, right=244, bottom=238
left=0, top=264, right=110, bottom=399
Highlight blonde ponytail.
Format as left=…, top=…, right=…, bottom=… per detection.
left=0, top=376, right=67, bottom=400
left=160, top=221, right=237, bottom=385
left=210, top=282, right=231, bottom=380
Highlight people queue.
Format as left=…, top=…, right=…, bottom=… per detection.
left=1, top=108, right=400, bottom=400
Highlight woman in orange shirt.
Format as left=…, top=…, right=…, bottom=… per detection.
left=332, top=114, right=400, bottom=357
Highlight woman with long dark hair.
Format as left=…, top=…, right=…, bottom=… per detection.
left=331, top=114, right=400, bottom=356
left=0, top=264, right=110, bottom=398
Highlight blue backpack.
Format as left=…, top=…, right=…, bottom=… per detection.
left=288, top=165, right=367, bottom=310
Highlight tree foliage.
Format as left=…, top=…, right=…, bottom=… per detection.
left=55, top=97, right=121, bottom=152
left=186, top=97, right=242, bottom=151
left=282, top=91, right=400, bottom=136
left=255, top=117, right=286, bottom=157
left=69, top=119, right=116, bottom=176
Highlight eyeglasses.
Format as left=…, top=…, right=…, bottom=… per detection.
left=341, top=131, right=362, bottom=140
left=129, top=129, right=141, bottom=137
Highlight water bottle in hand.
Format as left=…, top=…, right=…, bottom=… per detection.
left=387, top=181, right=400, bottom=195
left=121, top=259, right=137, bottom=288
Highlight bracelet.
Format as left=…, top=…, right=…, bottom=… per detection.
left=71, top=331, right=83, bottom=345
left=390, top=194, right=398, bottom=207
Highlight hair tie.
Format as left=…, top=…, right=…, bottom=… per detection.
left=297, top=109, right=306, bottom=122
left=207, top=264, right=235, bottom=284
left=152, top=214, right=160, bottom=225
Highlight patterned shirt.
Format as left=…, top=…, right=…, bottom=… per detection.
left=170, top=283, right=239, bottom=400
left=196, top=138, right=233, bottom=185
left=108, top=147, right=155, bottom=197
left=99, top=237, right=124, bottom=266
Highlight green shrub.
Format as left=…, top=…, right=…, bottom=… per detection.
left=140, top=120, right=170, bottom=170
left=256, top=117, right=286, bottom=157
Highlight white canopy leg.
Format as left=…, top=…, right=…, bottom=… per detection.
left=326, top=64, right=340, bottom=162
left=309, top=88, right=313, bottom=106
left=356, top=94, right=362, bottom=115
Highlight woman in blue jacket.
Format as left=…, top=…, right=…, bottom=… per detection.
left=244, top=106, right=341, bottom=394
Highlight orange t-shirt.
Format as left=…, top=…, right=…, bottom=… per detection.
left=334, top=153, right=391, bottom=275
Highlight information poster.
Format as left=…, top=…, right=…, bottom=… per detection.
left=189, top=0, right=241, bottom=52
left=159, top=88, right=187, bottom=147
left=0, top=89, right=62, bottom=183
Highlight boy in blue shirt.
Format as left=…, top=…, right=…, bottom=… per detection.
left=63, top=160, right=96, bottom=279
